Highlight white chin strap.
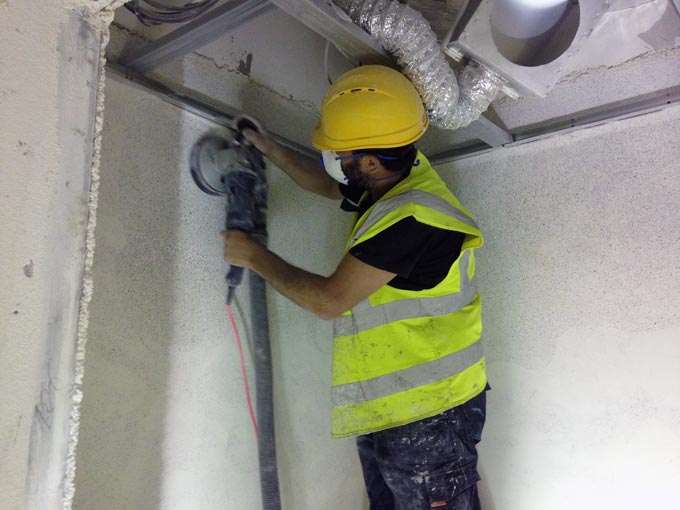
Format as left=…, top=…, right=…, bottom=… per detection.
left=321, top=151, right=349, bottom=185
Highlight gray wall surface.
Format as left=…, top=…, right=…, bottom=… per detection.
left=73, top=76, right=365, bottom=510
left=77, top=77, right=680, bottom=509
left=438, top=104, right=680, bottom=509
left=0, top=2, right=109, bottom=509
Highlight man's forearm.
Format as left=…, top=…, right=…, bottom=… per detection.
left=267, top=144, right=340, bottom=200
left=250, top=246, right=338, bottom=320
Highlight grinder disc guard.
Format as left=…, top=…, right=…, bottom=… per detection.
left=190, top=136, right=237, bottom=196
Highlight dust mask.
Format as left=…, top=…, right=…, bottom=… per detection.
left=321, top=151, right=351, bottom=185
left=320, top=150, right=413, bottom=187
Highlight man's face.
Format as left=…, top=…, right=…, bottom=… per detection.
left=336, top=151, right=366, bottom=187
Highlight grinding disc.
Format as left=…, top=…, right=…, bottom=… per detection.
left=190, top=137, right=237, bottom=196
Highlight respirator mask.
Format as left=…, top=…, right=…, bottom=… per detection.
left=321, top=151, right=359, bottom=186
left=320, top=150, right=407, bottom=187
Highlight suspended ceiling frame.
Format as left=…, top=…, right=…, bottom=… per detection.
left=111, top=0, right=680, bottom=163
left=107, top=61, right=680, bottom=165
left=116, top=0, right=513, bottom=149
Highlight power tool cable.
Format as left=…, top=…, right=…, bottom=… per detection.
left=227, top=304, right=258, bottom=439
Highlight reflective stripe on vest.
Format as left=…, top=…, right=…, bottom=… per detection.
left=349, top=190, right=479, bottom=247
left=331, top=339, right=484, bottom=407
left=334, top=250, right=476, bottom=338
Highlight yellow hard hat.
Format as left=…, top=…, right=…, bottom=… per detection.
left=312, top=65, right=429, bottom=151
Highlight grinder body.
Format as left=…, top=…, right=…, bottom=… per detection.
left=189, top=119, right=267, bottom=304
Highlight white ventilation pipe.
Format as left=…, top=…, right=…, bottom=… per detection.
left=493, top=0, right=570, bottom=38
left=333, top=0, right=504, bottom=131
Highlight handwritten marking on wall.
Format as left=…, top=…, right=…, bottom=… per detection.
left=34, top=359, right=59, bottom=432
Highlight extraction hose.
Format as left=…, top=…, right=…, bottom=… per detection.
left=190, top=126, right=281, bottom=509
left=220, top=121, right=281, bottom=509
left=333, top=0, right=504, bottom=130
left=234, top=124, right=281, bottom=510
left=249, top=270, right=281, bottom=510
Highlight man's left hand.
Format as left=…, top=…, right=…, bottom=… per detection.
left=221, top=229, right=263, bottom=269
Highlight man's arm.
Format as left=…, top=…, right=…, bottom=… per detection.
left=223, top=230, right=395, bottom=319
left=243, top=129, right=342, bottom=200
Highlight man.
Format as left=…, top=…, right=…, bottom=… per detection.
left=223, top=65, right=487, bottom=510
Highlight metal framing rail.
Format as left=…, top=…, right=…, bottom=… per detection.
left=113, top=0, right=511, bottom=148
left=431, top=86, right=680, bottom=165
left=107, top=62, right=680, bottom=167
left=106, top=62, right=319, bottom=160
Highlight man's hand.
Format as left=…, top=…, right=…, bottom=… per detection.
left=242, top=127, right=278, bottom=157
left=239, top=116, right=340, bottom=199
left=221, top=230, right=264, bottom=269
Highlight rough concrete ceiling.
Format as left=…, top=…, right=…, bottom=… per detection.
left=109, top=0, right=680, bottom=155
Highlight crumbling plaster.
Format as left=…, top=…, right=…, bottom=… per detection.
left=0, top=1, right=122, bottom=509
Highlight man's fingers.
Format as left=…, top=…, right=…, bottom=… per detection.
left=242, top=129, right=260, bottom=145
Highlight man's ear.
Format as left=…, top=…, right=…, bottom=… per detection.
left=361, top=154, right=384, bottom=176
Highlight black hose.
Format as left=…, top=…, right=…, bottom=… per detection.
left=244, top=143, right=282, bottom=510
left=249, top=270, right=282, bottom=510
left=196, top=130, right=281, bottom=509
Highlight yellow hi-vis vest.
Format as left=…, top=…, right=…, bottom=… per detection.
left=331, top=152, right=486, bottom=438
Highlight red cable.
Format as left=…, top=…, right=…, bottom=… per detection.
left=226, top=304, right=258, bottom=439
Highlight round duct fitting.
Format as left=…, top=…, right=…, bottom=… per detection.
left=491, top=0, right=580, bottom=67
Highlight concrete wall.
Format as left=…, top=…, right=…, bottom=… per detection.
left=438, top=104, right=680, bottom=509
left=77, top=74, right=680, bottom=510
left=73, top=12, right=367, bottom=509
left=0, top=1, right=113, bottom=509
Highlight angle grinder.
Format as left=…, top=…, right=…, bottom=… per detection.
left=189, top=115, right=267, bottom=304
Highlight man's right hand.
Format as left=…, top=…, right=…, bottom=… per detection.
left=239, top=117, right=342, bottom=200
left=242, top=127, right=277, bottom=157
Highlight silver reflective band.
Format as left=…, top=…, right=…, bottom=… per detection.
left=333, top=284, right=477, bottom=337
left=351, top=190, right=479, bottom=245
left=331, top=339, right=484, bottom=407
left=334, top=250, right=476, bottom=337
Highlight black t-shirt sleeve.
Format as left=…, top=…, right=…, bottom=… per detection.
left=349, top=216, right=465, bottom=291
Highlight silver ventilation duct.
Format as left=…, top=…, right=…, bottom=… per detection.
left=333, top=0, right=504, bottom=130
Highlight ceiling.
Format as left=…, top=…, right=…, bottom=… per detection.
left=109, top=0, right=680, bottom=160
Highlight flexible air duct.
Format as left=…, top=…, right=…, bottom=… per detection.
left=334, top=0, right=503, bottom=130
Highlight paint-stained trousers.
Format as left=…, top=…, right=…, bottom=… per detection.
left=356, top=389, right=487, bottom=510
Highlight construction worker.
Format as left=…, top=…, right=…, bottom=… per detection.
left=223, top=65, right=487, bottom=510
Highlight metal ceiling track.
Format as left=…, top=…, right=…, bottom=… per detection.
left=116, top=0, right=513, bottom=148
left=267, top=0, right=391, bottom=66
left=430, top=86, right=680, bottom=164
left=105, top=62, right=318, bottom=160
left=107, top=62, right=680, bottom=169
